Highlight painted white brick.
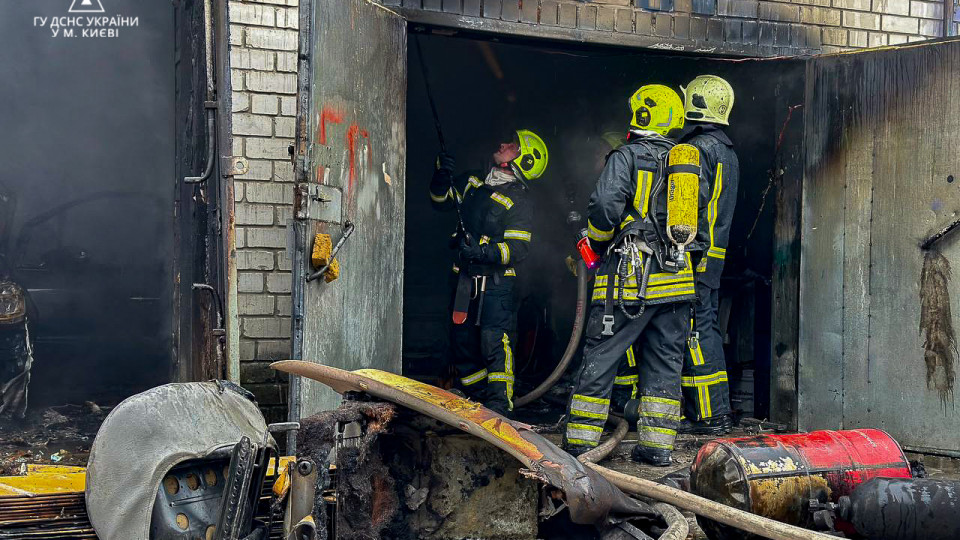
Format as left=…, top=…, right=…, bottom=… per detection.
left=887, top=32, right=909, bottom=42
left=277, top=7, right=299, bottom=29
left=233, top=136, right=244, bottom=157
left=247, top=227, right=288, bottom=248
left=276, top=296, right=292, bottom=317
left=277, top=250, right=292, bottom=271
left=251, top=95, right=279, bottom=115
left=246, top=137, right=291, bottom=159
left=236, top=203, right=275, bottom=225
left=245, top=27, right=298, bottom=50
left=230, top=24, right=244, bottom=45
left=881, top=14, right=919, bottom=32
left=273, top=161, right=295, bottom=183
left=833, top=0, right=871, bottom=11
left=238, top=272, right=264, bottom=293
left=257, top=339, right=292, bottom=359
left=266, top=273, right=292, bottom=293
left=276, top=205, right=293, bottom=223
left=243, top=317, right=290, bottom=339
left=843, top=10, right=881, bottom=28
left=232, top=91, right=250, bottom=113
left=276, top=52, right=298, bottom=72
left=280, top=96, right=297, bottom=116
left=239, top=293, right=275, bottom=315
left=231, top=69, right=244, bottom=91
left=237, top=159, right=273, bottom=180
left=230, top=2, right=276, bottom=26
left=235, top=181, right=244, bottom=202
left=239, top=338, right=256, bottom=361
left=275, top=117, right=296, bottom=138
left=246, top=181, right=293, bottom=204
left=236, top=229, right=246, bottom=248
left=246, top=71, right=297, bottom=94
left=231, top=48, right=274, bottom=71
left=848, top=29, right=869, bottom=45
left=234, top=113, right=274, bottom=136
left=908, top=34, right=928, bottom=40
left=822, top=26, right=848, bottom=43
left=918, top=18, right=941, bottom=35
left=869, top=31, right=888, bottom=45
left=873, top=0, right=910, bottom=15
left=910, top=0, right=943, bottom=18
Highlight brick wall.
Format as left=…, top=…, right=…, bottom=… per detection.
left=229, top=0, right=299, bottom=423
left=390, top=0, right=955, bottom=54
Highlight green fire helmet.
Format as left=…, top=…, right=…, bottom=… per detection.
left=511, top=129, right=549, bottom=182
left=629, top=84, right=685, bottom=136
left=682, top=75, right=734, bottom=125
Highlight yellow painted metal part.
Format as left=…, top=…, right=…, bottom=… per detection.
left=271, top=456, right=295, bottom=499
left=353, top=369, right=545, bottom=462
left=666, top=143, right=700, bottom=247
left=0, top=464, right=86, bottom=496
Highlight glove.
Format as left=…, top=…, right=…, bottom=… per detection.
left=458, top=237, right=487, bottom=263
left=436, top=152, right=456, bottom=174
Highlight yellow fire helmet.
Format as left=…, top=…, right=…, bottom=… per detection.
left=682, top=75, right=734, bottom=125
left=629, top=84, right=685, bottom=136
left=511, top=129, right=549, bottom=182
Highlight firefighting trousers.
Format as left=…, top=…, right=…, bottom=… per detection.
left=682, top=287, right=731, bottom=420
left=564, top=303, right=688, bottom=451
left=450, top=283, right=517, bottom=413
left=612, top=346, right=639, bottom=414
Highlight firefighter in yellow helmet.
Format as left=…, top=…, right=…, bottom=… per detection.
left=677, top=75, right=739, bottom=435
left=563, top=85, right=706, bottom=466
left=428, top=129, right=548, bottom=416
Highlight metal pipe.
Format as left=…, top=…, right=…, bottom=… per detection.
left=514, top=259, right=588, bottom=407
left=587, top=463, right=841, bottom=540
left=184, top=108, right=217, bottom=184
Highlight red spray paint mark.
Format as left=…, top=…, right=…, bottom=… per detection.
left=318, top=106, right=344, bottom=145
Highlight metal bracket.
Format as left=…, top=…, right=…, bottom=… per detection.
left=295, top=184, right=342, bottom=223
left=223, top=156, right=249, bottom=177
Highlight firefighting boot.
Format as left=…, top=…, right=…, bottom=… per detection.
left=631, top=445, right=672, bottom=467
left=677, top=414, right=733, bottom=435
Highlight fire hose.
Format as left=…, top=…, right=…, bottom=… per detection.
left=513, top=258, right=588, bottom=408
left=577, top=415, right=837, bottom=540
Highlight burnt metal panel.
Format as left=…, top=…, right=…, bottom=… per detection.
left=799, top=38, right=960, bottom=451
left=290, top=0, right=407, bottom=420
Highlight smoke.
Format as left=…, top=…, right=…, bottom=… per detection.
left=919, top=249, right=957, bottom=408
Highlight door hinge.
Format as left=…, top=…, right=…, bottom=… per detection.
left=294, top=184, right=342, bottom=223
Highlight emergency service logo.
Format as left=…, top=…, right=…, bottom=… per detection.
left=33, top=0, right=139, bottom=39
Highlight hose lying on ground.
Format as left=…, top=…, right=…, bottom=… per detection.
left=586, top=462, right=840, bottom=540
left=578, top=415, right=689, bottom=540
left=514, top=259, right=588, bottom=408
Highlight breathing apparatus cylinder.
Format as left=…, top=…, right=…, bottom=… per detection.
left=665, top=143, right=700, bottom=268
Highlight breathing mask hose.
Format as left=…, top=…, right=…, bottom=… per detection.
left=513, top=258, right=588, bottom=408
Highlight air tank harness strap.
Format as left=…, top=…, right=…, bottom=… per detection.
left=602, top=221, right=655, bottom=336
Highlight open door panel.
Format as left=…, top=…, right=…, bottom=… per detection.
left=291, top=0, right=407, bottom=420
left=799, top=38, right=960, bottom=453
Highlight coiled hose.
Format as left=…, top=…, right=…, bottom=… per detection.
left=514, top=259, right=588, bottom=408
left=578, top=415, right=689, bottom=540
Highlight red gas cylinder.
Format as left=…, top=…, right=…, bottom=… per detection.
left=690, top=429, right=911, bottom=540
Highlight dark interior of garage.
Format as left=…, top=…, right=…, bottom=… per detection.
left=402, top=30, right=805, bottom=421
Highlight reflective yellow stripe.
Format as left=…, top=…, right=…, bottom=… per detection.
left=571, top=394, right=610, bottom=420
left=479, top=235, right=491, bottom=245
left=635, top=170, right=654, bottom=218
left=464, top=176, right=482, bottom=195
left=452, top=264, right=460, bottom=274
left=430, top=187, right=450, bottom=203
left=461, top=368, right=488, bottom=386
left=620, top=214, right=636, bottom=229
left=568, top=423, right=603, bottom=432
left=689, top=319, right=705, bottom=366
left=497, top=243, right=510, bottom=264
left=615, top=375, right=639, bottom=385
left=490, top=192, right=514, bottom=209
left=503, top=230, right=532, bottom=242
left=573, top=394, right=610, bottom=405
left=681, top=371, right=728, bottom=386
left=638, top=425, right=677, bottom=450
left=645, top=286, right=696, bottom=299
left=504, top=268, right=516, bottom=277
left=566, top=438, right=600, bottom=447
left=640, top=411, right=681, bottom=421
left=587, top=220, right=614, bottom=242
left=501, top=333, right=514, bottom=407
left=626, top=346, right=636, bottom=367
left=708, top=163, right=723, bottom=253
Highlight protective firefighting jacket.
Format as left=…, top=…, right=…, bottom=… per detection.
left=585, top=135, right=701, bottom=306
left=680, top=124, right=739, bottom=290
left=430, top=168, right=533, bottom=278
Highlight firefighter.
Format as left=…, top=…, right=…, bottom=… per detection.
left=563, top=85, right=703, bottom=466
left=429, top=130, right=549, bottom=417
left=677, top=75, right=739, bottom=435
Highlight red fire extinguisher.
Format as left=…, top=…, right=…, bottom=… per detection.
left=576, top=228, right=600, bottom=269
